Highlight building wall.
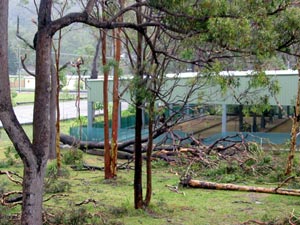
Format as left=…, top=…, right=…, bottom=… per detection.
left=86, top=70, right=299, bottom=106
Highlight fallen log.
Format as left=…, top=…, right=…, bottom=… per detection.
left=184, top=179, right=300, bottom=196
left=85, top=149, right=133, bottom=159
left=60, top=126, right=167, bottom=152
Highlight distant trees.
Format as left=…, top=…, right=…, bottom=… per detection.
left=8, top=46, right=18, bottom=74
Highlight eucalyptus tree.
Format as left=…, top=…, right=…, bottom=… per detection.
left=155, top=0, right=300, bottom=176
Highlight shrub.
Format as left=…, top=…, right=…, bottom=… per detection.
left=0, top=146, right=19, bottom=168
left=46, top=160, right=70, bottom=179
left=45, top=161, right=71, bottom=193
left=62, top=149, right=83, bottom=165
left=44, top=207, right=91, bottom=225
left=44, top=180, right=71, bottom=194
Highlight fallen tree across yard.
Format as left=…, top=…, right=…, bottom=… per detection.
left=181, top=178, right=300, bottom=196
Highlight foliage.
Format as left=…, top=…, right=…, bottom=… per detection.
left=62, top=149, right=83, bottom=165
left=8, top=46, right=18, bottom=75
left=45, top=179, right=71, bottom=194
left=45, top=160, right=71, bottom=194
left=94, top=102, right=103, bottom=111
left=58, top=69, right=67, bottom=89
left=72, top=116, right=88, bottom=127
left=176, top=144, right=300, bottom=186
left=207, top=69, right=280, bottom=116
left=10, top=89, right=17, bottom=106
left=59, top=89, right=75, bottom=100
left=45, top=206, right=90, bottom=225
left=45, top=160, right=70, bottom=179
left=0, top=146, right=19, bottom=168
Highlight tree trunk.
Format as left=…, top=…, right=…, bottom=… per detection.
left=184, top=179, right=300, bottom=196
left=102, top=28, right=113, bottom=179
left=49, top=62, right=57, bottom=160
left=134, top=0, right=144, bottom=209
left=111, top=27, right=121, bottom=177
left=91, top=31, right=101, bottom=79
left=285, top=61, right=300, bottom=175
left=25, top=26, right=52, bottom=225
left=21, top=163, right=47, bottom=224
left=238, top=104, right=244, bottom=131
left=144, top=100, right=154, bottom=207
left=0, top=1, right=51, bottom=224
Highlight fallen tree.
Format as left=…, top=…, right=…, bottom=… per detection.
left=60, top=132, right=258, bottom=163
left=60, top=129, right=166, bottom=152
left=181, top=178, right=300, bottom=196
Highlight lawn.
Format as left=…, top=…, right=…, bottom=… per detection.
left=13, top=91, right=83, bottom=104
left=1, top=116, right=300, bottom=224
left=1, top=139, right=300, bottom=224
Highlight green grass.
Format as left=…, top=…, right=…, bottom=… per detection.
left=14, top=92, right=35, bottom=103
left=12, top=91, right=82, bottom=104
left=1, top=148, right=300, bottom=224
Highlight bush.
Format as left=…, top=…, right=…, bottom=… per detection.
left=46, top=207, right=90, bottom=225
left=44, top=180, right=71, bottom=194
left=62, top=149, right=83, bottom=165
left=0, top=146, right=19, bottom=168
left=46, top=160, right=70, bottom=179
left=45, top=161, right=71, bottom=193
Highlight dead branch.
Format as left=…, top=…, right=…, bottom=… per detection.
left=0, top=191, right=23, bottom=207
left=241, top=220, right=267, bottom=225
left=43, top=194, right=69, bottom=202
left=275, top=176, right=295, bottom=191
left=20, top=54, right=35, bottom=76
left=0, top=170, right=23, bottom=185
left=165, top=185, right=185, bottom=195
left=16, top=17, right=35, bottom=50
left=75, top=198, right=97, bottom=206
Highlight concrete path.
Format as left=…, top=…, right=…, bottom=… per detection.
left=0, top=100, right=88, bottom=127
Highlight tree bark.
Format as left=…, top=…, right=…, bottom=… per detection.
left=134, top=0, right=144, bottom=209
left=49, top=62, right=57, bottom=160
left=0, top=1, right=51, bottom=224
left=21, top=163, right=47, bottom=224
left=111, top=26, right=121, bottom=177
left=24, top=30, right=51, bottom=225
left=285, top=61, right=300, bottom=175
left=144, top=100, right=154, bottom=207
left=184, top=179, right=300, bottom=196
left=102, top=28, right=113, bottom=179
left=238, top=104, right=244, bottom=131
left=91, top=30, right=101, bottom=79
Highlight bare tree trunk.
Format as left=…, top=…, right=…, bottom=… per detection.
left=144, top=100, right=154, bottom=207
left=91, top=30, right=101, bottom=79
left=21, top=163, right=47, bottom=224
left=54, top=29, right=63, bottom=170
left=134, top=0, right=144, bottom=209
left=25, top=28, right=51, bottom=225
left=102, top=28, right=113, bottom=179
left=49, top=62, right=57, bottom=160
left=285, top=61, right=300, bottom=175
left=238, top=104, right=244, bottom=131
left=111, top=27, right=121, bottom=177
